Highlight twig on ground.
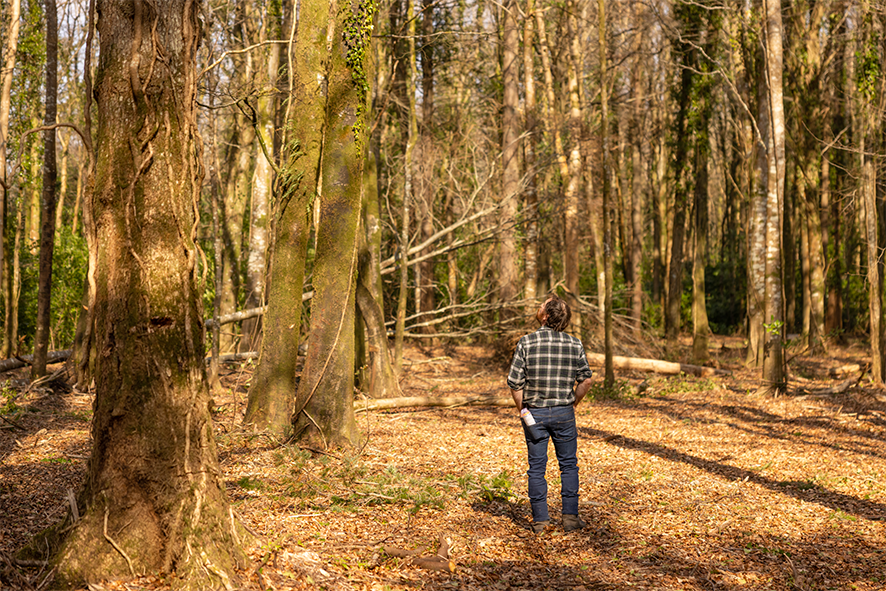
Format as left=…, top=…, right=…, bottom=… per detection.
left=103, top=508, right=135, bottom=577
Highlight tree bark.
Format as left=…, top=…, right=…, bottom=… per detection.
left=761, top=0, right=787, bottom=393
left=665, top=58, right=692, bottom=343
left=34, top=1, right=246, bottom=586
left=0, top=0, right=22, bottom=358
left=245, top=0, right=327, bottom=434
left=564, top=0, right=584, bottom=337
left=599, top=0, right=614, bottom=387
left=290, top=0, right=374, bottom=449
left=692, top=144, right=710, bottom=364
left=395, top=0, right=418, bottom=371
left=522, top=0, right=538, bottom=307
left=241, top=6, right=283, bottom=354
left=32, top=0, right=58, bottom=379
left=499, top=0, right=520, bottom=315
left=359, top=151, right=400, bottom=398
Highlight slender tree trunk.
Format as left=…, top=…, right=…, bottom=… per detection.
left=629, top=6, right=646, bottom=338
left=564, top=0, right=584, bottom=337
left=0, top=0, right=22, bottom=359
left=665, top=62, right=693, bottom=343
left=761, top=0, right=786, bottom=393
left=357, top=152, right=400, bottom=398
left=692, top=145, right=710, bottom=364
left=747, top=41, right=769, bottom=368
left=35, top=1, right=246, bottom=585
left=241, top=9, right=283, bottom=353
left=599, top=0, right=613, bottom=387
left=55, top=133, right=69, bottom=232
left=395, top=0, right=417, bottom=371
left=418, top=0, right=437, bottom=339
left=522, top=0, right=538, bottom=307
left=32, top=0, right=58, bottom=379
left=500, top=0, right=520, bottom=314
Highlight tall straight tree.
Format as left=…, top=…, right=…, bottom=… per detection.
left=241, top=0, right=284, bottom=353
left=522, top=0, right=539, bottom=305
left=32, top=0, right=58, bottom=378
left=34, top=0, right=246, bottom=585
left=288, top=0, right=376, bottom=447
left=0, top=0, right=22, bottom=359
left=858, top=2, right=884, bottom=382
left=499, top=0, right=520, bottom=311
left=760, top=0, right=786, bottom=392
left=245, top=0, right=329, bottom=434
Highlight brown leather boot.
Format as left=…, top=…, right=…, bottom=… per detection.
left=562, top=514, right=586, bottom=532
left=530, top=520, right=551, bottom=534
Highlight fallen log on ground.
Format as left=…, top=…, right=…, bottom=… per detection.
left=355, top=395, right=512, bottom=412
left=0, top=349, right=71, bottom=374
left=585, top=352, right=730, bottom=377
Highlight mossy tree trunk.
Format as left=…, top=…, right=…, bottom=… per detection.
left=290, top=0, right=374, bottom=448
left=35, top=1, right=246, bottom=587
left=244, top=0, right=327, bottom=434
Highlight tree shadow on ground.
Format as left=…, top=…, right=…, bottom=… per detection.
left=579, top=425, right=886, bottom=521
left=629, top=395, right=886, bottom=459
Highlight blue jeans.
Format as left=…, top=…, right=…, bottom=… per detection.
left=522, top=405, right=579, bottom=522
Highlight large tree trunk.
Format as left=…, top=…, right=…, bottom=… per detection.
left=33, top=1, right=246, bottom=586
left=0, top=0, right=21, bottom=358
left=290, top=0, right=374, bottom=449
left=32, top=0, right=58, bottom=379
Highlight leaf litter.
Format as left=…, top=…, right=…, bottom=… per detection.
left=1, top=339, right=885, bottom=590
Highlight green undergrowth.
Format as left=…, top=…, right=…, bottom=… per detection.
left=228, top=443, right=518, bottom=515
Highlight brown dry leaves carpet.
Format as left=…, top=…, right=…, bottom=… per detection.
left=1, top=341, right=885, bottom=590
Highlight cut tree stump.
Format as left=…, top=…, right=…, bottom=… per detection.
left=585, top=353, right=730, bottom=377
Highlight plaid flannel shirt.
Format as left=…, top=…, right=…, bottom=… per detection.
left=507, top=326, right=593, bottom=407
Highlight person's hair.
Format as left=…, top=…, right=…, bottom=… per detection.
left=543, top=295, right=571, bottom=332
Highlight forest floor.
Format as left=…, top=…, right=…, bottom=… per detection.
left=1, top=338, right=886, bottom=590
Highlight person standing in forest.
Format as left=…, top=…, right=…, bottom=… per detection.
left=508, top=295, right=594, bottom=533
